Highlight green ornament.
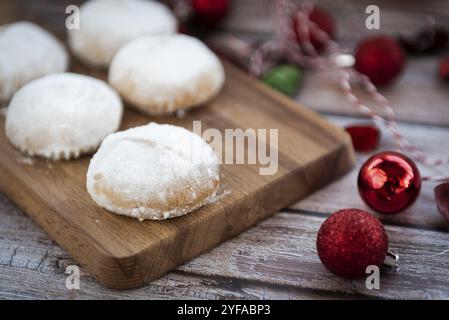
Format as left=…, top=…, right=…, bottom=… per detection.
left=262, top=65, right=303, bottom=96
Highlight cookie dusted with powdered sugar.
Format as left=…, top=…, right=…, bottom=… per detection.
left=86, top=123, right=220, bottom=220
left=0, top=21, right=68, bottom=102
left=68, top=0, right=176, bottom=67
left=109, top=34, right=225, bottom=116
left=5, top=73, right=123, bottom=160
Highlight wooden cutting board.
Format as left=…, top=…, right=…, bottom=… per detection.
left=0, top=60, right=354, bottom=289
left=0, top=0, right=354, bottom=287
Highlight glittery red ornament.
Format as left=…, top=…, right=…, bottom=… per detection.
left=317, top=208, right=388, bottom=279
left=435, top=182, right=449, bottom=221
left=358, top=151, right=421, bottom=214
left=293, top=6, right=335, bottom=51
left=439, top=56, right=449, bottom=81
left=355, top=36, right=406, bottom=86
left=345, top=125, right=380, bottom=152
left=192, top=0, right=229, bottom=27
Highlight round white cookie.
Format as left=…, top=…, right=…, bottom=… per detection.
left=86, top=123, right=220, bottom=220
left=0, top=21, right=68, bottom=102
left=5, top=73, right=123, bottom=160
left=109, top=34, right=225, bottom=116
left=68, top=0, right=177, bottom=67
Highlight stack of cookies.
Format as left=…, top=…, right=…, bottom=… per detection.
left=0, top=0, right=224, bottom=221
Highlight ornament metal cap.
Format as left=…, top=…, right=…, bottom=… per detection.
left=332, top=54, right=355, bottom=68
left=383, top=251, right=399, bottom=269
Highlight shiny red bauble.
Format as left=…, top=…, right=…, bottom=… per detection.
left=317, top=208, right=388, bottom=279
left=345, top=125, right=380, bottom=152
left=358, top=151, right=421, bottom=214
left=355, top=36, right=406, bottom=86
left=293, top=6, right=335, bottom=51
left=192, top=0, right=229, bottom=27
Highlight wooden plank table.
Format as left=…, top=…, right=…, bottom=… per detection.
left=1, top=0, right=449, bottom=299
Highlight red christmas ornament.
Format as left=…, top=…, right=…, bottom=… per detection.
left=435, top=182, right=449, bottom=221
left=345, top=125, right=380, bottom=152
left=192, top=0, right=229, bottom=27
left=293, top=6, right=335, bottom=51
left=317, top=208, right=388, bottom=279
left=358, top=151, right=421, bottom=214
left=439, top=56, right=449, bottom=81
left=355, top=36, right=406, bottom=86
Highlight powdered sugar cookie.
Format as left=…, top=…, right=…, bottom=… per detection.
left=109, top=34, right=225, bottom=116
left=0, top=21, right=68, bottom=102
left=5, top=73, right=123, bottom=160
left=68, top=0, right=176, bottom=67
left=86, top=123, right=220, bottom=220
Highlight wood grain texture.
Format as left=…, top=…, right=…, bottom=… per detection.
left=0, top=58, right=354, bottom=288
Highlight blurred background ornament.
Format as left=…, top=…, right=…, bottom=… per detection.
left=171, top=0, right=230, bottom=32
left=358, top=151, right=421, bottom=214
left=261, top=64, right=303, bottom=96
left=293, top=5, right=335, bottom=52
left=192, top=0, right=230, bottom=27
left=354, top=35, right=406, bottom=86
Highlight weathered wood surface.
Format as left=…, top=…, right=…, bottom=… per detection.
left=2, top=190, right=449, bottom=300
left=0, top=193, right=359, bottom=300
left=1, top=0, right=449, bottom=299
left=180, top=213, right=449, bottom=300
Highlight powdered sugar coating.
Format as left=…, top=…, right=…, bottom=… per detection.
left=0, top=21, right=68, bottom=102
left=86, top=123, right=220, bottom=220
left=68, top=0, right=176, bottom=67
left=5, top=73, right=123, bottom=160
left=109, top=34, right=225, bottom=115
